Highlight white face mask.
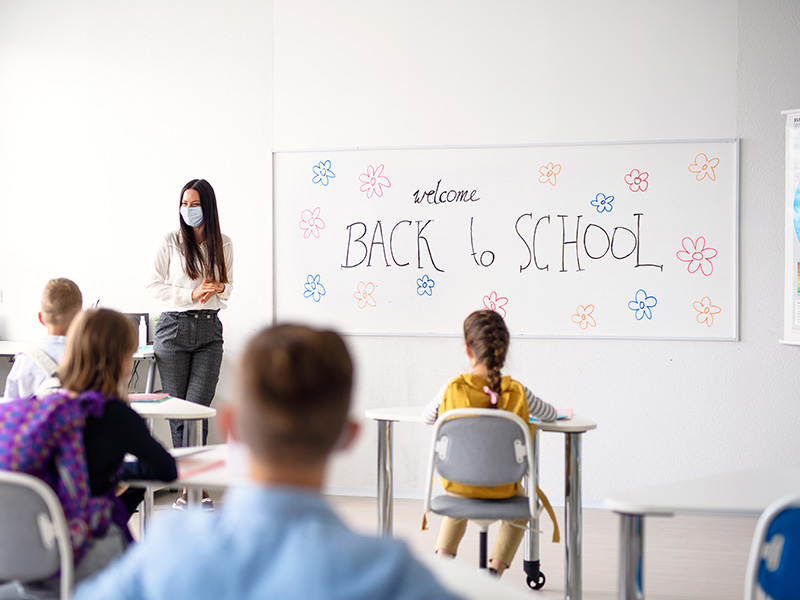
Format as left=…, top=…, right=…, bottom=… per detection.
left=180, top=206, right=204, bottom=228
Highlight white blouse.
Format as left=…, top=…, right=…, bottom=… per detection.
left=147, top=230, right=234, bottom=313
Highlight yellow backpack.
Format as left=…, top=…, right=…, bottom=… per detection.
left=423, top=374, right=560, bottom=542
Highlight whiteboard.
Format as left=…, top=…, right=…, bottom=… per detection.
left=274, top=141, right=738, bottom=339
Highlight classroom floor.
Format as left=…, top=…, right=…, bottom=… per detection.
left=143, top=491, right=758, bottom=599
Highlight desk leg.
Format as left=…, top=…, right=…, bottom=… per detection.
left=618, top=513, right=644, bottom=600
left=185, top=420, right=202, bottom=508
left=377, top=419, right=393, bottom=537
left=145, top=361, right=157, bottom=394
left=565, top=432, right=583, bottom=600
left=140, top=417, right=156, bottom=540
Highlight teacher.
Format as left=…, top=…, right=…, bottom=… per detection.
left=146, top=178, right=233, bottom=510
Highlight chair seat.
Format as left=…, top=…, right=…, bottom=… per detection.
left=430, top=494, right=532, bottom=522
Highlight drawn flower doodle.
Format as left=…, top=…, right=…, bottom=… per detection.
left=688, top=153, right=720, bottom=182
left=482, top=291, right=508, bottom=318
left=676, top=236, right=717, bottom=276
left=299, top=207, right=325, bottom=239
left=693, top=297, right=721, bottom=327
left=416, top=274, right=435, bottom=297
left=538, top=162, right=561, bottom=187
left=312, top=160, right=336, bottom=186
left=303, top=274, right=326, bottom=303
left=591, top=193, right=614, bottom=213
left=354, top=281, right=377, bottom=309
left=625, top=169, right=649, bottom=192
left=571, top=305, right=596, bottom=330
left=628, top=289, right=657, bottom=321
left=359, top=164, right=391, bottom=198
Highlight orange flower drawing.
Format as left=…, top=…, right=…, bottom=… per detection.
left=571, top=305, right=596, bottom=330
left=538, top=162, right=561, bottom=187
left=688, top=153, right=720, bottom=182
left=354, top=281, right=377, bottom=309
left=693, top=297, right=721, bottom=327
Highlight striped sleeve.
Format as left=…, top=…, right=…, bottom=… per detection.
left=525, top=386, right=557, bottom=422
left=422, top=382, right=449, bottom=424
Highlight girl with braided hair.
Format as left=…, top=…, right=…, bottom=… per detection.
left=421, top=309, right=556, bottom=576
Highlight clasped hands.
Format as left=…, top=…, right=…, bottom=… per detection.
left=192, top=280, right=225, bottom=304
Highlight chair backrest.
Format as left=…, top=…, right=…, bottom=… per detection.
left=423, top=408, right=536, bottom=517
left=744, top=492, right=800, bottom=600
left=435, top=412, right=529, bottom=487
left=0, top=470, right=73, bottom=599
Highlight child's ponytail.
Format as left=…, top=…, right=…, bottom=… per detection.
left=463, top=309, right=510, bottom=408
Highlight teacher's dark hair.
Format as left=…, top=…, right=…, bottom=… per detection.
left=178, top=179, right=229, bottom=284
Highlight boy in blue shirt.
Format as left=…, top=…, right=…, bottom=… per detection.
left=75, top=324, right=463, bottom=600
left=3, top=278, right=82, bottom=400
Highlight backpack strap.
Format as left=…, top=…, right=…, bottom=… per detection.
left=23, top=348, right=59, bottom=377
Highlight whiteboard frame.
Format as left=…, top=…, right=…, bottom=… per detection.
left=272, top=139, right=740, bottom=341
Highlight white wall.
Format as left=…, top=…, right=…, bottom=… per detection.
left=0, top=0, right=273, bottom=434
left=274, top=0, right=800, bottom=503
left=2, top=0, right=799, bottom=505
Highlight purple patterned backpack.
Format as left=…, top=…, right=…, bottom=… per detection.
left=0, top=391, right=129, bottom=561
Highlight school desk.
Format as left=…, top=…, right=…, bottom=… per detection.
left=130, top=398, right=217, bottom=532
left=0, top=341, right=158, bottom=394
left=365, top=406, right=597, bottom=600
left=604, top=467, right=800, bottom=600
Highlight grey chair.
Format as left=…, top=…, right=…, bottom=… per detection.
left=422, top=408, right=539, bottom=574
left=0, top=470, right=73, bottom=600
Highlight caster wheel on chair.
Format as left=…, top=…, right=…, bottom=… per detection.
left=526, top=571, right=546, bottom=590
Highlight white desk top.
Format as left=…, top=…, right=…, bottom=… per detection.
left=131, top=397, right=216, bottom=420
left=365, top=406, right=597, bottom=433
left=0, top=341, right=36, bottom=356
left=604, top=467, right=800, bottom=516
left=1, top=341, right=154, bottom=360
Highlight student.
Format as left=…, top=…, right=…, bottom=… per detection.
left=146, top=178, right=233, bottom=510
left=421, top=309, right=557, bottom=577
left=3, top=277, right=82, bottom=399
left=74, top=324, right=463, bottom=600
left=0, top=309, right=177, bottom=582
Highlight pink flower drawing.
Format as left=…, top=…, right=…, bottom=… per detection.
left=571, top=305, right=597, bottom=330
left=676, top=236, right=717, bottom=276
left=688, top=153, right=720, bottom=182
left=299, top=207, right=325, bottom=239
left=538, top=162, right=561, bottom=187
left=482, top=291, right=509, bottom=318
left=624, top=169, right=649, bottom=192
left=359, top=164, right=391, bottom=198
left=354, top=281, right=377, bottom=309
left=693, top=297, right=721, bottom=327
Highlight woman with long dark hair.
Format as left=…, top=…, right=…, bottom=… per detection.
left=147, top=178, right=233, bottom=509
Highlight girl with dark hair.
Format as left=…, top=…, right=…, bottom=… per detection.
left=147, top=178, right=233, bottom=510
left=421, top=309, right=556, bottom=576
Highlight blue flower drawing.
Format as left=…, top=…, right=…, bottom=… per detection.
left=312, top=160, right=336, bottom=186
left=303, top=274, right=326, bottom=302
left=628, top=289, right=657, bottom=321
left=591, top=193, right=614, bottom=213
left=417, top=274, right=435, bottom=296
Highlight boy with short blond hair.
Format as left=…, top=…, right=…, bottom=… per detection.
left=2, top=278, right=82, bottom=399
left=75, top=324, right=463, bottom=600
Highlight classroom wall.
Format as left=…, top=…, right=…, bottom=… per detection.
left=1, top=0, right=799, bottom=505
left=274, top=0, right=800, bottom=503
left=0, top=0, right=273, bottom=438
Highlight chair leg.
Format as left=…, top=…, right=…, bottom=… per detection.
left=479, top=530, right=488, bottom=569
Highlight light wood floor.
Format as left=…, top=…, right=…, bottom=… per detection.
left=147, top=491, right=758, bottom=599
